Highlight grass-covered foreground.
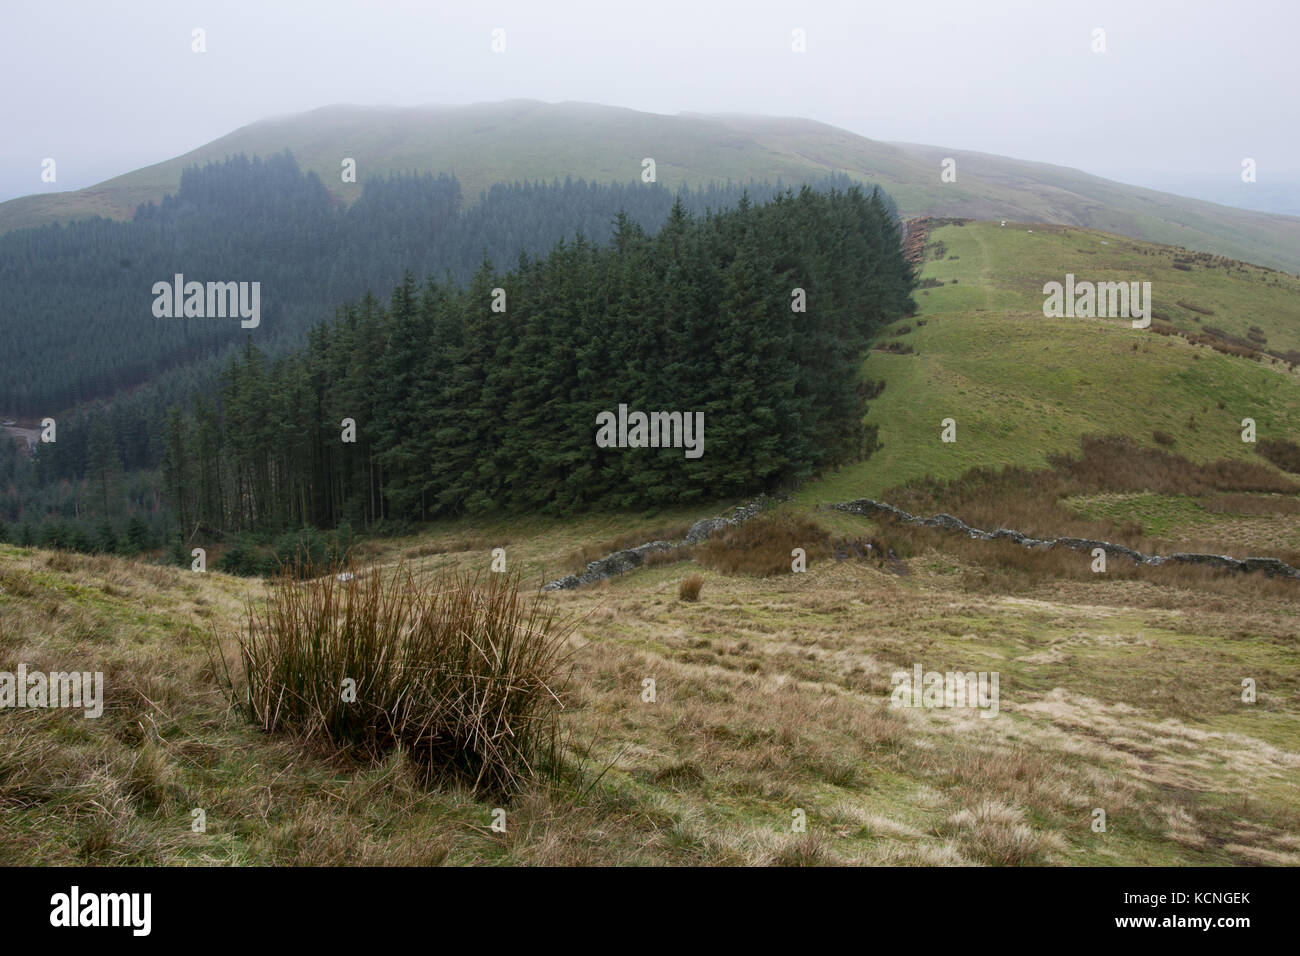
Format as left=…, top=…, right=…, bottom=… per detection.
left=1, top=502, right=1296, bottom=865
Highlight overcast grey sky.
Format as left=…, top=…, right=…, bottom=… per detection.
left=2, top=0, right=1296, bottom=204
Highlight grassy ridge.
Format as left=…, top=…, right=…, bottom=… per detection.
left=799, top=221, right=1300, bottom=504
left=5, top=101, right=1300, bottom=272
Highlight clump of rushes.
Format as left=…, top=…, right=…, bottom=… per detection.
left=678, top=574, right=704, bottom=601
left=237, top=560, right=572, bottom=795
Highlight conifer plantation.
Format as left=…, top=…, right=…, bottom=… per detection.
left=161, top=186, right=914, bottom=532
left=0, top=158, right=900, bottom=552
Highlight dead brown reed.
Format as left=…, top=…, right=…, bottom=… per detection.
left=238, top=560, right=573, bottom=795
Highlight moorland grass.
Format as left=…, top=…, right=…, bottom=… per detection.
left=237, top=561, right=573, bottom=795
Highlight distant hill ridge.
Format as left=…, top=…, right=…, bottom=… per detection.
left=5, top=99, right=1300, bottom=273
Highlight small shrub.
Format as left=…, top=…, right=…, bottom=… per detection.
left=1152, top=430, right=1176, bottom=447
left=678, top=574, right=704, bottom=602
left=217, top=538, right=271, bottom=577
left=237, top=562, right=572, bottom=795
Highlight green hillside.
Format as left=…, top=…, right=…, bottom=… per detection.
left=5, top=100, right=1300, bottom=273
left=801, top=220, right=1300, bottom=505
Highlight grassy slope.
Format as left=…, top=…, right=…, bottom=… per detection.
left=5, top=100, right=1300, bottom=273
left=800, top=221, right=1300, bottom=505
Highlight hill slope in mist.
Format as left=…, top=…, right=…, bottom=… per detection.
left=5, top=100, right=1300, bottom=274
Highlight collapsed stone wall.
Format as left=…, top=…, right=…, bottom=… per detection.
left=541, top=492, right=1300, bottom=591
left=828, top=498, right=1300, bottom=579
left=540, top=495, right=782, bottom=591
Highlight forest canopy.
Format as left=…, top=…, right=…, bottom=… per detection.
left=0, top=156, right=911, bottom=553
left=159, top=185, right=914, bottom=531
